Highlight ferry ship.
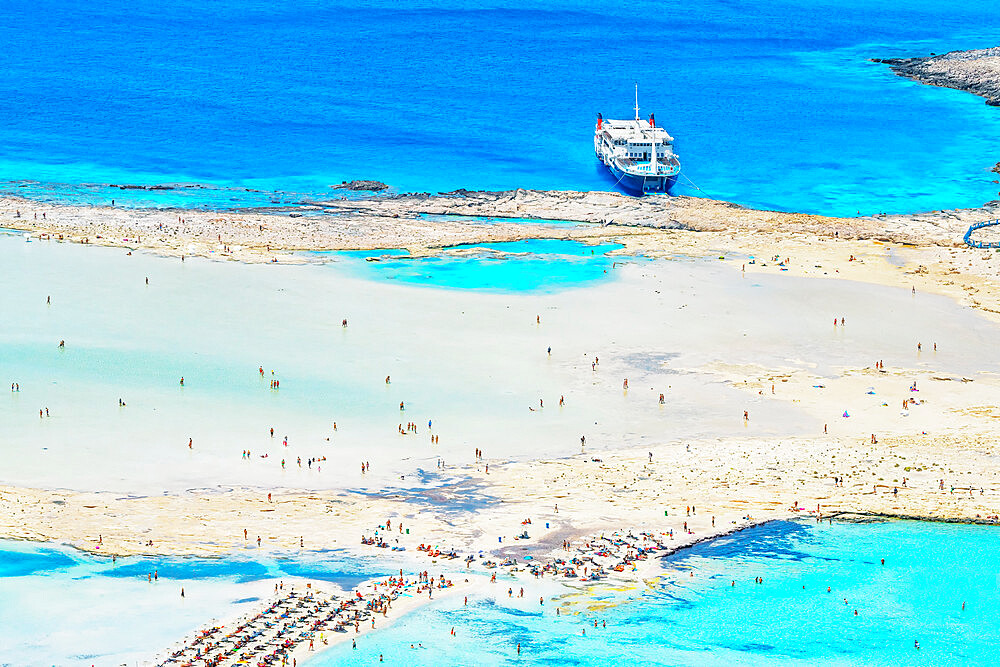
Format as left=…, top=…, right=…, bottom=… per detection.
left=594, top=87, right=680, bottom=195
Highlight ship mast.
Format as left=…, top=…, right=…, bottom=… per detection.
left=633, top=83, right=639, bottom=121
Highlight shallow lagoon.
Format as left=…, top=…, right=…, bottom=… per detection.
left=4, top=233, right=1000, bottom=493
left=0, top=540, right=391, bottom=666
left=315, top=519, right=1000, bottom=666
left=327, top=239, right=627, bottom=292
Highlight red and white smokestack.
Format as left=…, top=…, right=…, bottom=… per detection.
left=597, top=113, right=603, bottom=130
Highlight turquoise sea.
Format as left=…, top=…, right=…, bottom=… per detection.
left=4, top=520, right=996, bottom=665
left=316, top=520, right=1000, bottom=666
left=1, top=0, right=999, bottom=214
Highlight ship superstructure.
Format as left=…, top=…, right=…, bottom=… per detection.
left=594, top=87, right=680, bottom=195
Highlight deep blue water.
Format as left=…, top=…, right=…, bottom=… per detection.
left=1, top=0, right=999, bottom=215
left=315, top=520, right=1000, bottom=666
left=325, top=239, right=629, bottom=291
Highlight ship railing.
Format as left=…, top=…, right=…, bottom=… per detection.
left=615, top=156, right=681, bottom=176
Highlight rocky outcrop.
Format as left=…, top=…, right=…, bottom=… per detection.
left=332, top=180, right=389, bottom=191
left=873, top=47, right=1000, bottom=106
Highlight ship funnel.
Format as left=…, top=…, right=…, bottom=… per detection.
left=597, top=113, right=602, bottom=130
left=649, top=113, right=655, bottom=127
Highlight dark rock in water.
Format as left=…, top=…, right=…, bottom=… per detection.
left=332, top=180, right=389, bottom=192
left=991, top=163, right=1000, bottom=174
left=111, top=183, right=175, bottom=191
left=871, top=47, right=1000, bottom=106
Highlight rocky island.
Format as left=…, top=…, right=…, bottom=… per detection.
left=874, top=46, right=1000, bottom=106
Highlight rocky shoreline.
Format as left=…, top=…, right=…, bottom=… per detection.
left=873, top=46, right=1000, bottom=106
left=4, top=189, right=1000, bottom=268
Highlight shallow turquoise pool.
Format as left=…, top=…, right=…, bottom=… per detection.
left=326, top=239, right=630, bottom=292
